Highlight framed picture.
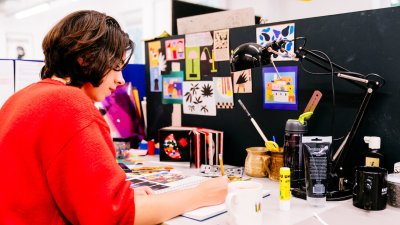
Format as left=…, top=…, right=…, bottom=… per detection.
left=6, top=33, right=34, bottom=60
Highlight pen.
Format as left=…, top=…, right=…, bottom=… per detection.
left=219, top=153, right=224, bottom=176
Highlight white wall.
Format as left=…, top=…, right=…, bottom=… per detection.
left=0, top=0, right=172, bottom=62
left=0, top=0, right=393, bottom=61
left=225, top=0, right=392, bottom=23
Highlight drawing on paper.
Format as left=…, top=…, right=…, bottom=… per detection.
left=262, top=66, right=298, bottom=110
left=185, top=46, right=201, bottom=80
left=232, top=69, right=252, bottom=93
left=213, top=29, right=230, bottom=61
left=162, top=71, right=184, bottom=104
left=256, top=23, right=295, bottom=61
left=165, top=38, right=185, bottom=61
left=213, top=77, right=234, bottom=109
left=183, top=81, right=216, bottom=116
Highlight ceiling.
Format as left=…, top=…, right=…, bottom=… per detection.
left=0, top=0, right=60, bottom=17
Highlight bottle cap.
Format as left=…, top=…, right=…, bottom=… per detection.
left=364, top=136, right=381, bottom=149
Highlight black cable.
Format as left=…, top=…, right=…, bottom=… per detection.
left=310, top=50, right=336, bottom=144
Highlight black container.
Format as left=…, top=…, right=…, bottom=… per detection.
left=353, top=166, right=387, bottom=210
left=283, top=119, right=308, bottom=199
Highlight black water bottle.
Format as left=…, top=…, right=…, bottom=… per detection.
left=283, top=119, right=308, bottom=199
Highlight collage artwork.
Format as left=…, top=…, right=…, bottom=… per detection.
left=147, top=23, right=298, bottom=116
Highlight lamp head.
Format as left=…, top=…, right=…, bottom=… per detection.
left=230, top=41, right=286, bottom=72
left=230, top=43, right=270, bottom=72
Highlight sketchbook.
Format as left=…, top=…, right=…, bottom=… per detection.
left=181, top=189, right=270, bottom=222
left=127, top=171, right=209, bottom=194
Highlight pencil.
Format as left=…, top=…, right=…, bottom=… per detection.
left=219, top=153, right=224, bottom=176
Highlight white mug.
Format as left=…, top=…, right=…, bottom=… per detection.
left=225, top=181, right=263, bottom=225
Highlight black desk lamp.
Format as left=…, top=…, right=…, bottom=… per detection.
left=230, top=39, right=385, bottom=200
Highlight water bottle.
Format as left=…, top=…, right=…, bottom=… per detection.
left=283, top=119, right=308, bottom=198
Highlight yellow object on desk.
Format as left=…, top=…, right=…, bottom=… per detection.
left=265, top=140, right=280, bottom=152
left=219, top=153, right=224, bottom=176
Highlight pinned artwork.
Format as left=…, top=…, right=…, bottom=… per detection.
left=158, top=51, right=170, bottom=75
left=256, top=23, right=295, bottom=61
left=165, top=38, right=185, bottom=61
left=185, top=46, right=201, bottom=80
left=150, top=67, right=161, bottom=92
left=183, top=81, right=216, bottom=116
left=213, top=29, right=230, bottom=61
left=162, top=71, right=184, bottom=104
left=262, top=66, right=298, bottom=110
left=232, top=69, right=252, bottom=93
left=147, top=41, right=161, bottom=67
left=200, top=45, right=218, bottom=79
left=213, top=77, right=234, bottom=109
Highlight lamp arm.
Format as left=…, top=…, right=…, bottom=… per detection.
left=295, top=45, right=384, bottom=188
left=295, top=47, right=371, bottom=90
left=332, top=87, right=374, bottom=171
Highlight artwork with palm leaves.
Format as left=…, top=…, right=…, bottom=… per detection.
left=183, top=81, right=216, bottom=116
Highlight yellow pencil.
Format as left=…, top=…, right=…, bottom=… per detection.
left=219, top=153, right=224, bottom=176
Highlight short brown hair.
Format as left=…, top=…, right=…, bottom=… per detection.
left=41, top=10, right=134, bottom=87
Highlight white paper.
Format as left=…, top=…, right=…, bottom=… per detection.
left=15, top=60, right=44, bottom=92
left=0, top=60, right=15, bottom=107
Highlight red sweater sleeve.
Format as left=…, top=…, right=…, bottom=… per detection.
left=46, top=119, right=135, bottom=225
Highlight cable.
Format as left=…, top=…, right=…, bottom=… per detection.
left=310, top=50, right=336, bottom=143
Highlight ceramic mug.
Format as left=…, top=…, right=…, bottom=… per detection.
left=353, top=166, right=387, bottom=210
left=244, top=147, right=269, bottom=177
left=225, top=181, right=263, bottom=225
left=265, top=150, right=284, bottom=181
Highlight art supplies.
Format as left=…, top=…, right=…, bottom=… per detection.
left=237, top=99, right=278, bottom=151
left=199, top=164, right=244, bottom=177
left=127, top=171, right=209, bottom=194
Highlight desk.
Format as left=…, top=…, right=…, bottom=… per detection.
left=126, top=156, right=400, bottom=225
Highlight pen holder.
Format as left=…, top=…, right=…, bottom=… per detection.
left=245, top=147, right=269, bottom=177
left=265, top=149, right=284, bottom=181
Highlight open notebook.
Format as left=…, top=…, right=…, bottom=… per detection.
left=127, top=171, right=209, bottom=194
left=181, top=189, right=270, bottom=222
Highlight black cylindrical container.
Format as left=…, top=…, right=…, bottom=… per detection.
left=353, top=166, right=387, bottom=210
left=283, top=119, right=308, bottom=197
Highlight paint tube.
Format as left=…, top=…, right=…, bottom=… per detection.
left=302, top=136, right=332, bottom=207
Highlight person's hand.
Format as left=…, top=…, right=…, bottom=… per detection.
left=197, top=176, right=229, bottom=206
left=134, top=186, right=154, bottom=196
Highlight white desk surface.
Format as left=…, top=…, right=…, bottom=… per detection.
left=128, top=155, right=400, bottom=225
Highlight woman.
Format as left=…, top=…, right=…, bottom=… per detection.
left=0, top=10, right=228, bottom=225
